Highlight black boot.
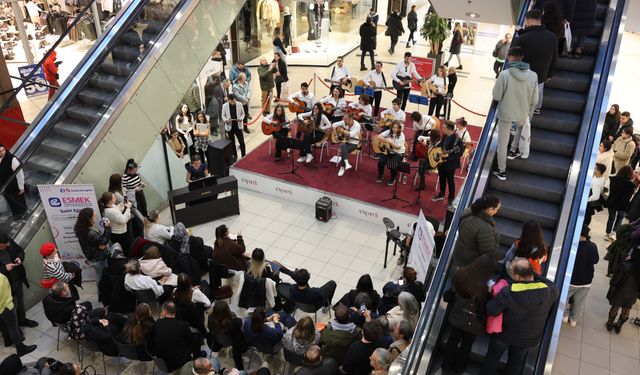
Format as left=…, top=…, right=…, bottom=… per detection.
left=614, top=317, right=628, bottom=334
left=606, top=315, right=616, bottom=332
left=17, top=343, right=37, bottom=357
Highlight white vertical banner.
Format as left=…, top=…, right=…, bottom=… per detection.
left=407, top=210, right=435, bottom=283
left=37, top=184, right=102, bottom=280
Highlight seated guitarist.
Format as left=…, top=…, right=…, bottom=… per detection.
left=392, top=52, right=423, bottom=110
left=296, top=103, right=331, bottom=164
left=288, top=82, right=315, bottom=112
left=426, top=66, right=448, bottom=117
left=376, top=121, right=406, bottom=186
left=415, top=128, right=441, bottom=191
left=332, top=113, right=361, bottom=177
left=410, top=111, right=437, bottom=160
left=433, top=122, right=463, bottom=207
left=320, top=87, right=347, bottom=122
left=379, top=98, right=406, bottom=129
left=348, top=94, right=373, bottom=121
left=263, top=104, right=289, bottom=161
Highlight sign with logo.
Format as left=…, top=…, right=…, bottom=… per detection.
left=38, top=184, right=102, bottom=280
left=411, top=56, right=436, bottom=91
left=18, top=64, right=48, bottom=97
left=407, top=210, right=435, bottom=283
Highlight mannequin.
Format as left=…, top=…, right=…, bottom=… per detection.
left=307, top=2, right=317, bottom=40
left=283, top=6, right=291, bottom=47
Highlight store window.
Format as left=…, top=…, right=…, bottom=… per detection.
left=232, top=0, right=374, bottom=67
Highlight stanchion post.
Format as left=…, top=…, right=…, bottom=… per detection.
left=313, top=73, right=317, bottom=99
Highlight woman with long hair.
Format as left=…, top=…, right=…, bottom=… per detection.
left=296, top=102, right=332, bottom=164
left=212, top=224, right=247, bottom=271
left=603, top=104, right=621, bottom=142
left=320, top=86, right=347, bottom=122
left=606, top=244, right=640, bottom=334
left=172, top=273, right=210, bottom=335
left=175, top=103, right=193, bottom=146
left=139, top=246, right=177, bottom=286
left=606, top=165, right=636, bottom=241
left=74, top=207, right=111, bottom=287
left=504, top=220, right=549, bottom=277
left=426, top=66, right=448, bottom=117
left=452, top=195, right=502, bottom=268
left=119, top=303, right=155, bottom=360
left=542, top=1, right=565, bottom=54
left=246, top=248, right=277, bottom=281
left=263, top=104, right=289, bottom=161
left=446, top=22, right=464, bottom=69
left=242, top=306, right=283, bottom=347
left=208, top=301, right=248, bottom=370
left=442, top=254, right=497, bottom=374
left=386, top=292, right=420, bottom=331
left=108, top=173, right=143, bottom=238
left=283, top=316, right=320, bottom=355
left=99, top=191, right=132, bottom=253
left=272, top=52, right=288, bottom=101
left=272, top=26, right=287, bottom=58
left=596, top=140, right=614, bottom=182
left=192, top=111, right=211, bottom=162
left=338, top=274, right=381, bottom=311
left=376, top=121, right=406, bottom=186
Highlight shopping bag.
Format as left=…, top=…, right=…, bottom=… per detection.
left=564, top=22, right=572, bottom=54
left=519, top=116, right=531, bottom=159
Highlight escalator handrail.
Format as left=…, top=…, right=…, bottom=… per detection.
left=535, top=0, right=628, bottom=373
left=0, top=0, right=103, bottom=116
left=0, top=0, right=146, bottom=196
left=400, top=2, right=532, bottom=373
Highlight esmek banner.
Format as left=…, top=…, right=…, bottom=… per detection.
left=18, top=64, right=48, bottom=97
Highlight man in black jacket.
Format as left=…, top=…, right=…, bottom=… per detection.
left=150, top=301, right=198, bottom=371
left=481, top=258, right=559, bottom=375
left=565, top=225, right=599, bottom=327
left=432, top=122, right=463, bottom=207
left=512, top=9, right=558, bottom=115
left=43, top=282, right=102, bottom=324
left=297, top=345, right=339, bottom=375
left=359, top=17, right=376, bottom=71
left=0, top=233, right=36, bottom=328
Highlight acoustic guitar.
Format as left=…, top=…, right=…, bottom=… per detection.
left=392, top=77, right=425, bottom=91
left=378, top=113, right=398, bottom=131
left=344, top=106, right=368, bottom=122
left=428, top=145, right=462, bottom=169
left=298, top=118, right=315, bottom=134
left=356, top=79, right=393, bottom=90
left=372, top=138, right=395, bottom=155
left=332, top=124, right=353, bottom=144
left=322, top=102, right=336, bottom=116
left=261, top=120, right=290, bottom=136
left=324, top=77, right=354, bottom=92
left=283, top=98, right=307, bottom=113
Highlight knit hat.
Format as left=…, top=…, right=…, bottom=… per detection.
left=0, top=354, right=23, bottom=375
left=40, top=242, right=56, bottom=258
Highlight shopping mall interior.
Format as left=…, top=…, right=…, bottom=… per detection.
left=0, top=0, right=640, bottom=374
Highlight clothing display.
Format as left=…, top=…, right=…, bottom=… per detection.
left=257, top=0, right=280, bottom=31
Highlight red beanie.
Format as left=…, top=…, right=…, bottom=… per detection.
left=40, top=242, right=56, bottom=258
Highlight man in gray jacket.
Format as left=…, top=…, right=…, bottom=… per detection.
left=492, top=46, right=538, bottom=181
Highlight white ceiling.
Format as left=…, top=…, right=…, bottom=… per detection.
left=429, top=0, right=519, bottom=26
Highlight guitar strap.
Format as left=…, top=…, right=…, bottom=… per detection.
left=381, top=72, right=388, bottom=88
left=331, top=66, right=336, bottom=80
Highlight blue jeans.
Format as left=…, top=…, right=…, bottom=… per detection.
left=90, top=260, right=106, bottom=289
left=571, top=35, right=586, bottom=50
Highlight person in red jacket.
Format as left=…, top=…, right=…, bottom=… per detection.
left=43, top=50, right=60, bottom=100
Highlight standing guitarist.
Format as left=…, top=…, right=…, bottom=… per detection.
left=433, top=121, right=463, bottom=207
left=364, top=61, right=388, bottom=116
left=287, top=82, right=315, bottom=112
left=332, top=113, right=361, bottom=177
left=329, top=56, right=351, bottom=94
left=415, top=127, right=441, bottom=191
left=375, top=121, right=406, bottom=186
left=392, top=52, right=423, bottom=110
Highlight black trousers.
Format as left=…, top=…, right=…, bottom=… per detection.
left=0, top=307, right=23, bottom=352
left=301, top=131, right=325, bottom=156
left=276, top=281, right=337, bottom=310
left=111, top=231, right=132, bottom=255
left=438, top=167, right=456, bottom=200
left=493, top=60, right=504, bottom=78
left=377, top=153, right=403, bottom=180
left=227, top=124, right=246, bottom=159
left=272, top=127, right=289, bottom=159
left=3, top=190, right=27, bottom=218
left=397, top=88, right=410, bottom=110
left=275, top=80, right=286, bottom=99
left=442, top=326, right=477, bottom=373
left=481, top=337, right=530, bottom=375
left=429, top=95, right=445, bottom=117
left=135, top=190, right=147, bottom=217
left=360, top=48, right=374, bottom=69
left=11, top=282, right=25, bottom=322
left=407, top=30, right=416, bottom=44
left=242, top=104, right=249, bottom=126
left=373, top=91, right=382, bottom=117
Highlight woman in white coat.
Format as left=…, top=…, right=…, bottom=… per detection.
left=99, top=191, right=132, bottom=253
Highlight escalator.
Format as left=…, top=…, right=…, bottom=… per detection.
left=400, top=0, right=627, bottom=373
left=1, top=0, right=246, bottom=243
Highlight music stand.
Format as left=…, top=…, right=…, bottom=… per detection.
left=278, top=137, right=304, bottom=179
left=403, top=166, right=431, bottom=212
left=362, top=119, right=376, bottom=157
left=382, top=160, right=410, bottom=204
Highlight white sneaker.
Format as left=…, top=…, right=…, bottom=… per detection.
left=297, top=156, right=306, bottom=163
left=610, top=233, right=617, bottom=241
left=562, top=316, right=569, bottom=323
left=306, top=154, right=314, bottom=163
left=569, top=319, right=577, bottom=327
left=338, top=167, right=345, bottom=176
left=344, top=160, right=352, bottom=170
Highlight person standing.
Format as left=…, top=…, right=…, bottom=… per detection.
left=364, top=62, right=388, bottom=116
left=446, top=22, right=464, bottom=69
left=359, top=17, right=376, bottom=71
left=368, top=8, right=379, bottom=27
left=605, top=166, right=636, bottom=241
left=0, top=233, right=37, bottom=328
left=273, top=52, right=288, bottom=101
left=480, top=259, right=559, bottom=375
left=328, top=56, right=351, bottom=94
left=232, top=73, right=252, bottom=134
left=432, top=122, right=463, bottom=207
left=221, top=94, right=246, bottom=160
left=42, top=50, right=60, bottom=100
left=122, top=159, right=147, bottom=217
left=205, top=76, right=220, bottom=137
left=605, top=235, right=640, bottom=334
left=385, top=10, right=404, bottom=55
left=512, top=9, right=558, bottom=115
left=492, top=33, right=511, bottom=78
left=272, top=26, right=287, bottom=58
left=0, top=273, right=37, bottom=356
left=569, top=0, right=598, bottom=59
left=74, top=207, right=111, bottom=288
left=257, top=57, right=277, bottom=116
left=391, top=52, right=422, bottom=110
left=451, top=196, right=501, bottom=269
left=425, top=66, right=448, bottom=117
left=0, top=144, right=27, bottom=220
left=491, top=46, right=539, bottom=181
left=612, top=127, right=634, bottom=172
left=406, top=5, right=418, bottom=48
left=563, top=225, right=599, bottom=326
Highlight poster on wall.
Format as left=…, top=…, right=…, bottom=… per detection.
left=411, top=56, right=435, bottom=91
left=407, top=210, right=435, bottom=283
left=38, top=184, right=102, bottom=280
left=17, top=64, right=48, bottom=97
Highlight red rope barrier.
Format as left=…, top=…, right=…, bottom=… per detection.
left=245, top=92, right=272, bottom=126
left=451, top=99, right=487, bottom=118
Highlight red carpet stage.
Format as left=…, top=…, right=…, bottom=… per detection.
left=232, top=123, right=481, bottom=223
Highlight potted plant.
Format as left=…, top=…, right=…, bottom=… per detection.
left=420, top=12, right=450, bottom=67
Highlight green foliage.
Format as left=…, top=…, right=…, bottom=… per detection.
left=420, top=13, right=450, bottom=55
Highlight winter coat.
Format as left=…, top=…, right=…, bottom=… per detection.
left=257, top=64, right=276, bottom=91
left=449, top=30, right=463, bottom=55
left=212, top=236, right=247, bottom=271
left=43, top=51, right=58, bottom=82
left=605, top=223, right=633, bottom=276
left=596, top=150, right=614, bottom=182
left=602, top=112, right=619, bottom=141
left=486, top=277, right=559, bottom=347
left=42, top=293, right=77, bottom=324
left=0, top=239, right=28, bottom=288
left=612, top=136, right=634, bottom=171
left=570, top=240, right=599, bottom=286
left=493, top=40, right=511, bottom=61
left=493, top=62, right=539, bottom=123
left=319, top=323, right=361, bottom=365
left=512, top=25, right=558, bottom=82
left=607, top=176, right=635, bottom=211
left=229, top=65, right=252, bottom=82
left=181, top=82, right=201, bottom=112
left=385, top=13, right=404, bottom=37
left=78, top=226, right=111, bottom=262
left=359, top=22, right=376, bottom=51
left=569, top=0, right=598, bottom=37
left=607, top=257, right=640, bottom=309
left=407, top=10, right=418, bottom=31
left=452, top=208, right=501, bottom=268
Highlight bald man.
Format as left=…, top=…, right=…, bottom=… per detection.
left=296, top=345, right=338, bottom=375
left=258, top=57, right=278, bottom=115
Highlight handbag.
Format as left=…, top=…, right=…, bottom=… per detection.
left=448, top=295, right=484, bottom=335
left=563, top=22, right=572, bottom=54
left=214, top=285, right=233, bottom=300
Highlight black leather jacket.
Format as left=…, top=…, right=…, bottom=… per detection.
left=79, top=226, right=112, bottom=261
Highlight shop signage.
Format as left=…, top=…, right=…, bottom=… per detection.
left=411, top=56, right=436, bottom=91
left=407, top=210, right=435, bottom=284
left=18, top=64, right=48, bottom=97
left=38, top=184, right=103, bottom=280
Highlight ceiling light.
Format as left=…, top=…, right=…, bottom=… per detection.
left=466, top=12, right=480, bottom=18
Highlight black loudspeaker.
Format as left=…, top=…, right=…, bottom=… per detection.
left=315, top=196, right=332, bottom=222
left=207, top=139, right=234, bottom=177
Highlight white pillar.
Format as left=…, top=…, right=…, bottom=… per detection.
left=91, top=1, right=103, bottom=37
left=10, top=0, right=35, bottom=64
